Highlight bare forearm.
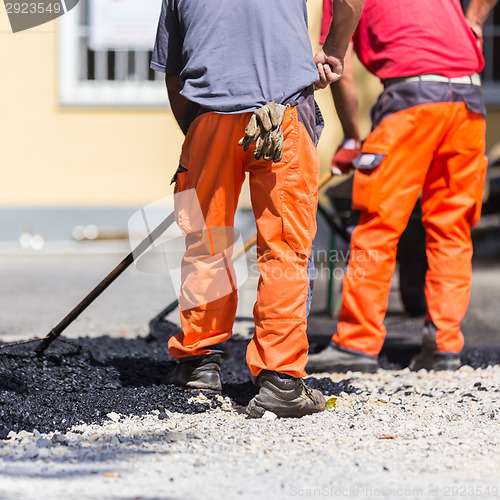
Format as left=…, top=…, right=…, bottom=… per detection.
left=314, top=0, right=364, bottom=89
left=330, top=43, right=360, bottom=141
left=323, top=0, right=364, bottom=60
left=165, top=74, right=189, bottom=135
left=466, top=0, right=498, bottom=27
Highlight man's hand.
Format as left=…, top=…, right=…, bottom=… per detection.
left=314, top=0, right=364, bottom=90
left=238, top=101, right=286, bottom=162
left=314, top=50, right=344, bottom=90
left=331, top=138, right=361, bottom=175
left=467, top=20, right=484, bottom=50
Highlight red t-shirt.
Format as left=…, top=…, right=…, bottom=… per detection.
left=319, top=0, right=484, bottom=81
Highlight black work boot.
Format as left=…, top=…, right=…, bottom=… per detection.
left=409, top=323, right=461, bottom=371
left=246, top=371, right=326, bottom=418
left=306, top=342, right=378, bottom=373
left=166, top=353, right=222, bottom=391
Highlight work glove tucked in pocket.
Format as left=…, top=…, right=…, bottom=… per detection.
left=238, top=101, right=287, bottom=162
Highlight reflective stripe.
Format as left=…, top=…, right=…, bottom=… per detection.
left=353, top=153, right=386, bottom=170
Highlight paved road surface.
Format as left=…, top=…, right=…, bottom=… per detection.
left=0, top=243, right=498, bottom=352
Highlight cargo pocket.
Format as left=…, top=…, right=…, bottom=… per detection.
left=281, top=166, right=315, bottom=258
left=352, top=153, right=387, bottom=213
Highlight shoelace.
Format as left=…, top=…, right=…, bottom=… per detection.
left=302, top=382, right=316, bottom=401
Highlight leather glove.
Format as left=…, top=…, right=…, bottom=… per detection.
left=238, top=101, right=286, bottom=162
left=331, top=138, right=362, bottom=176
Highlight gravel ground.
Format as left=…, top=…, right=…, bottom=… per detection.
left=1, top=252, right=499, bottom=499
left=1, top=322, right=499, bottom=500
left=0, top=366, right=498, bottom=500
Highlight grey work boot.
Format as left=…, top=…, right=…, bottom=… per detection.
left=246, top=371, right=326, bottom=418
left=306, top=342, right=378, bottom=373
left=165, top=353, right=222, bottom=391
left=409, top=323, right=461, bottom=371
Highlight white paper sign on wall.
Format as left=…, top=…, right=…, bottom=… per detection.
left=88, top=0, right=160, bottom=51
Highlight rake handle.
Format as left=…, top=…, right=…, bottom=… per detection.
left=35, top=212, right=175, bottom=355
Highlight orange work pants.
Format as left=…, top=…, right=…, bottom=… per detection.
left=333, top=102, right=487, bottom=355
left=168, top=108, right=320, bottom=378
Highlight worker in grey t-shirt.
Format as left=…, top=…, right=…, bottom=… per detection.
left=150, top=0, right=363, bottom=418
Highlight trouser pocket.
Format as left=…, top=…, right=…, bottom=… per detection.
left=281, top=167, right=316, bottom=257
left=352, top=153, right=386, bottom=213
left=279, top=111, right=318, bottom=258
left=282, top=186, right=314, bottom=258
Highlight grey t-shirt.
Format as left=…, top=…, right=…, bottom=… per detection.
left=151, top=0, right=319, bottom=113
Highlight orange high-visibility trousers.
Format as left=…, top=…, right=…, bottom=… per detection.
left=333, top=102, right=487, bottom=355
left=168, top=107, right=320, bottom=378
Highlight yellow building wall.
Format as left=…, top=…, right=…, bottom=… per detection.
left=1, top=1, right=498, bottom=210
left=0, top=8, right=184, bottom=208
left=0, top=0, right=379, bottom=210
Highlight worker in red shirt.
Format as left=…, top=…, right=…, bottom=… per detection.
left=307, top=0, right=498, bottom=373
